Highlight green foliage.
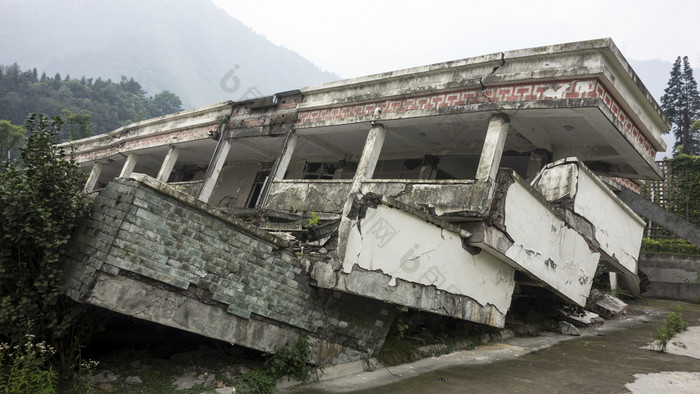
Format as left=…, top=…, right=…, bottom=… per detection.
left=654, top=306, right=688, bottom=352
left=661, top=56, right=700, bottom=155
left=307, top=211, right=320, bottom=226
left=0, top=64, right=184, bottom=141
left=60, top=109, right=93, bottom=141
left=641, top=237, right=700, bottom=255
left=232, top=369, right=277, bottom=394
left=0, top=120, right=24, bottom=161
left=149, top=90, right=183, bottom=117
left=0, top=114, right=91, bottom=376
left=264, top=335, right=316, bottom=382
left=0, top=334, right=58, bottom=394
left=231, top=335, right=319, bottom=393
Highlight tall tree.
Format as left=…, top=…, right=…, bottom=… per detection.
left=60, top=109, right=93, bottom=141
left=0, top=114, right=90, bottom=374
left=661, top=56, right=700, bottom=155
left=0, top=119, right=24, bottom=161
left=149, top=90, right=183, bottom=117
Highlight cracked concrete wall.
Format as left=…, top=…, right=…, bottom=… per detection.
left=265, top=179, right=482, bottom=218
left=360, top=180, right=479, bottom=217
left=265, top=180, right=352, bottom=214
left=532, top=159, right=645, bottom=293
left=63, top=176, right=396, bottom=365
left=502, top=176, right=600, bottom=306
left=337, top=202, right=515, bottom=327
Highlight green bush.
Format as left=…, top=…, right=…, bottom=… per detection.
left=0, top=114, right=91, bottom=376
left=232, top=369, right=277, bottom=394
left=655, top=306, right=689, bottom=352
left=232, top=335, right=320, bottom=393
left=264, top=335, right=316, bottom=382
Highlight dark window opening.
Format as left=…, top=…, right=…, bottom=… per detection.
left=245, top=171, right=270, bottom=208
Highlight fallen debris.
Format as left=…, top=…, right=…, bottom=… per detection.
left=590, top=289, right=628, bottom=319
left=559, top=308, right=604, bottom=327
left=559, top=321, right=581, bottom=336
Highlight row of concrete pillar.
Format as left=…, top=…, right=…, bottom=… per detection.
left=83, top=146, right=181, bottom=194
left=84, top=114, right=513, bottom=212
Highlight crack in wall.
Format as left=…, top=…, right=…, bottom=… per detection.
left=479, top=52, right=506, bottom=101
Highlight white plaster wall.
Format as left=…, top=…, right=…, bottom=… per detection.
left=573, top=167, right=644, bottom=274
left=209, top=163, right=261, bottom=208
left=342, top=205, right=515, bottom=314
left=504, top=181, right=600, bottom=306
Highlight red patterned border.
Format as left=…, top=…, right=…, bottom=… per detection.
left=298, top=78, right=657, bottom=160
left=74, top=125, right=217, bottom=163
left=593, top=84, right=656, bottom=158
left=608, top=176, right=642, bottom=195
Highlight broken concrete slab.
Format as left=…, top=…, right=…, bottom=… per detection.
left=559, top=321, right=582, bottom=336
left=558, top=309, right=604, bottom=327
left=590, top=289, right=628, bottom=319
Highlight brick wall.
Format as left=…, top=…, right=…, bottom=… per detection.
left=64, top=176, right=394, bottom=365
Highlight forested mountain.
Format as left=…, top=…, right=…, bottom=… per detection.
left=0, top=63, right=183, bottom=141
left=0, top=0, right=340, bottom=109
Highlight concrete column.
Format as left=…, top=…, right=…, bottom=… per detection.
left=156, top=145, right=181, bottom=182
left=609, top=272, right=619, bottom=292
left=272, top=132, right=299, bottom=181
left=470, top=114, right=509, bottom=208
left=526, top=150, right=548, bottom=182
left=350, top=124, right=386, bottom=190
left=475, top=114, right=510, bottom=185
left=84, top=162, right=104, bottom=193
left=198, top=140, right=231, bottom=203
left=119, top=153, right=138, bottom=179
left=337, top=124, right=387, bottom=261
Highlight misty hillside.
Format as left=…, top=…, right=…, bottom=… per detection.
left=0, top=0, right=340, bottom=109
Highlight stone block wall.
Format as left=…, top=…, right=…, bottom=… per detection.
left=64, top=175, right=395, bottom=365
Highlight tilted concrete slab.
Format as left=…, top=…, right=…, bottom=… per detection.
left=63, top=175, right=396, bottom=365
left=340, top=199, right=514, bottom=327
left=532, top=158, right=645, bottom=295
left=464, top=170, right=601, bottom=307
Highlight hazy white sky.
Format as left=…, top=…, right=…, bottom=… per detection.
left=212, top=0, right=700, bottom=79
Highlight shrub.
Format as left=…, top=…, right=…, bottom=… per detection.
left=655, top=306, right=689, bottom=352
left=233, top=335, right=320, bottom=393
left=0, top=114, right=91, bottom=376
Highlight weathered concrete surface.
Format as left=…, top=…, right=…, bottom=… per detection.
left=533, top=159, right=645, bottom=280
left=665, top=326, right=700, bottom=360
left=340, top=202, right=514, bottom=327
left=626, top=372, right=700, bottom=394
left=467, top=170, right=601, bottom=307
left=266, top=180, right=352, bottom=214
left=63, top=175, right=396, bottom=365
left=640, top=253, right=700, bottom=301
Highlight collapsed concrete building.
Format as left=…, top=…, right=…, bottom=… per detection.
left=61, top=38, right=668, bottom=365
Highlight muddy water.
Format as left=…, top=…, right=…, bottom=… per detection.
left=310, top=300, right=700, bottom=394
